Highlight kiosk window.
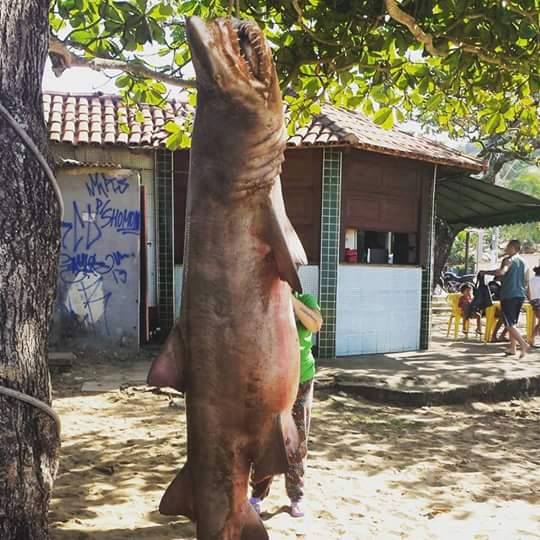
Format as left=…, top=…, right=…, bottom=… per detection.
left=344, top=229, right=417, bottom=265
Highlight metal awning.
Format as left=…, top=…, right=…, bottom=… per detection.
left=436, top=175, right=540, bottom=227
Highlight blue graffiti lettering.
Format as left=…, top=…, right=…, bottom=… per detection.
left=96, top=198, right=141, bottom=235
left=112, top=269, right=128, bottom=284
left=86, top=173, right=130, bottom=198
left=73, top=200, right=103, bottom=251
left=62, top=200, right=140, bottom=254
left=58, top=172, right=139, bottom=337
left=59, top=250, right=134, bottom=284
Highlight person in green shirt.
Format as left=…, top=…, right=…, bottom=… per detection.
left=250, top=291, right=322, bottom=518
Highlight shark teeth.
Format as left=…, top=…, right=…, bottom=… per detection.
left=235, top=21, right=268, bottom=80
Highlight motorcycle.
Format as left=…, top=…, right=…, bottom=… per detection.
left=438, top=270, right=476, bottom=293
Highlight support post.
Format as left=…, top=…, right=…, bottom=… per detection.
left=155, top=149, right=175, bottom=339
left=464, top=231, right=470, bottom=274
left=318, top=148, right=342, bottom=359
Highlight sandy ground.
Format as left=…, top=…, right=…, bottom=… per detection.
left=49, top=355, right=540, bottom=540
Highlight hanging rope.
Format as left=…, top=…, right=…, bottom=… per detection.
left=0, top=101, right=64, bottom=218
left=0, top=384, right=61, bottom=438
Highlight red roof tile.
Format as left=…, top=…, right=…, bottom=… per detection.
left=43, top=92, right=484, bottom=172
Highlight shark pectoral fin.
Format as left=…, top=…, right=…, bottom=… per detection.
left=159, top=463, right=195, bottom=520
left=252, top=412, right=300, bottom=483
left=147, top=324, right=186, bottom=392
left=266, top=179, right=307, bottom=293
left=240, top=502, right=269, bottom=540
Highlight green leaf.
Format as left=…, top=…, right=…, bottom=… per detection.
left=395, top=108, right=405, bottom=123
left=149, top=3, right=174, bottom=19
left=485, top=112, right=502, bottom=134
left=116, top=74, right=132, bottom=89
left=163, top=120, right=180, bottom=134
left=371, top=84, right=388, bottom=104
left=373, top=107, right=393, bottom=128
left=179, top=0, right=198, bottom=15
left=304, top=78, right=321, bottom=96
left=425, top=93, right=443, bottom=111
left=410, top=90, right=423, bottom=106
left=174, top=50, right=190, bottom=66
left=135, top=110, right=145, bottom=123
left=135, top=22, right=151, bottom=44
left=166, top=131, right=183, bottom=150
left=530, top=75, right=540, bottom=94
left=417, top=76, right=430, bottom=95
left=309, top=102, right=321, bottom=115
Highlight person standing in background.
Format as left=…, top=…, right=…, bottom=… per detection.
left=481, top=240, right=530, bottom=358
left=528, top=265, right=540, bottom=347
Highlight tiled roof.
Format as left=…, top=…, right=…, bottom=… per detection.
left=289, top=105, right=484, bottom=172
left=44, top=92, right=484, bottom=172
left=44, top=93, right=187, bottom=147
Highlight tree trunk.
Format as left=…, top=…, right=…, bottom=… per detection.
left=0, top=1, right=61, bottom=539
left=433, top=217, right=461, bottom=290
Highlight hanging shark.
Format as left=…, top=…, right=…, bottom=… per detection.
left=147, top=15, right=307, bottom=540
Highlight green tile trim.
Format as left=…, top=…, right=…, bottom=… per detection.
left=420, top=167, right=436, bottom=350
left=318, top=149, right=342, bottom=358
left=155, top=150, right=174, bottom=338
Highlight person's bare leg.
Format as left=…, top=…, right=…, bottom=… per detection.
left=492, top=319, right=504, bottom=342
left=476, top=315, right=482, bottom=334
left=531, top=315, right=540, bottom=346
left=507, top=325, right=529, bottom=358
left=506, top=329, right=517, bottom=355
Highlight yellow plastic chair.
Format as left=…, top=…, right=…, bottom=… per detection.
left=484, top=301, right=500, bottom=343
left=484, top=301, right=534, bottom=343
left=524, top=303, right=535, bottom=344
left=446, top=293, right=469, bottom=338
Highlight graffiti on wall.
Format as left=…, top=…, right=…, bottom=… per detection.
left=57, top=172, right=140, bottom=338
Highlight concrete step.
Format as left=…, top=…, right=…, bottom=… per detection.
left=48, top=351, right=75, bottom=372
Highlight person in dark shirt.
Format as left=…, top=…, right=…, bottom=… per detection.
left=481, top=240, right=530, bottom=357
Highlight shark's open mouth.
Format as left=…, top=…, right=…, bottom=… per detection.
left=233, top=20, right=269, bottom=82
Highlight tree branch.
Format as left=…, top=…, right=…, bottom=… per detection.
left=506, top=2, right=540, bottom=23
left=48, top=36, right=196, bottom=88
left=384, top=0, right=443, bottom=57
left=291, top=0, right=339, bottom=46
left=384, top=0, right=514, bottom=71
left=444, top=35, right=511, bottom=69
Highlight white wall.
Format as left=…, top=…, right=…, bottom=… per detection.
left=299, top=265, right=319, bottom=298
left=336, top=265, right=422, bottom=356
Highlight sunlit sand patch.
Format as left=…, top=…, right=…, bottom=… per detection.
left=50, top=376, right=540, bottom=539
